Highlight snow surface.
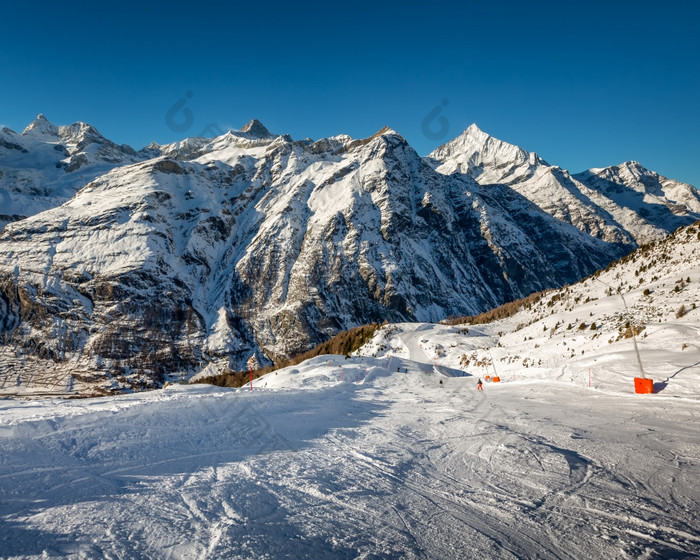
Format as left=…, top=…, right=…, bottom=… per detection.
left=1, top=222, right=700, bottom=558
left=2, top=311, right=699, bottom=558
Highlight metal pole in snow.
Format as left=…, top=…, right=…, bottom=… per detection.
left=247, top=355, right=258, bottom=391
left=620, top=291, right=646, bottom=379
left=597, top=279, right=646, bottom=379
left=487, top=347, right=498, bottom=378
left=596, top=278, right=646, bottom=379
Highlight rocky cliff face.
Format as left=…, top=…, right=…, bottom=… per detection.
left=0, top=119, right=697, bottom=394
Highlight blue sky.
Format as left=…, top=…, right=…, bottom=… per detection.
left=2, top=0, right=698, bottom=185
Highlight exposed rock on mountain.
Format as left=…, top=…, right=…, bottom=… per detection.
left=240, top=118, right=274, bottom=138
left=0, top=118, right=697, bottom=393
left=0, top=115, right=145, bottom=230
left=429, top=125, right=700, bottom=245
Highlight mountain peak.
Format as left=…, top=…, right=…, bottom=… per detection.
left=377, top=125, right=402, bottom=137
left=618, top=160, right=647, bottom=173
left=22, top=114, right=59, bottom=137
left=428, top=124, right=546, bottom=182
left=583, top=161, right=654, bottom=182
left=464, top=123, right=488, bottom=138
left=367, top=126, right=401, bottom=140
left=240, top=119, right=273, bottom=138
left=460, top=123, right=511, bottom=149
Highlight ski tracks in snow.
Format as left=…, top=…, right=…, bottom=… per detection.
left=1, top=375, right=699, bottom=558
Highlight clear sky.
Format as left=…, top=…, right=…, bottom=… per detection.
left=1, top=0, right=698, bottom=186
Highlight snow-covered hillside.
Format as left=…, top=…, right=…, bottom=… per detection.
left=354, top=220, right=700, bottom=399
left=1, top=116, right=698, bottom=393
left=1, top=251, right=698, bottom=559
left=429, top=124, right=700, bottom=245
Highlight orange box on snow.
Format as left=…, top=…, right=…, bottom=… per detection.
left=492, top=376, right=501, bottom=383
left=634, top=377, right=653, bottom=394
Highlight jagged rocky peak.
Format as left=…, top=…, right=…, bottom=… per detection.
left=463, top=122, right=490, bottom=142
left=339, top=126, right=408, bottom=154
left=58, top=121, right=106, bottom=145
left=429, top=123, right=546, bottom=183
left=580, top=161, right=670, bottom=193
left=374, top=125, right=395, bottom=136
left=373, top=126, right=406, bottom=141
left=618, top=160, right=647, bottom=174
left=240, top=118, right=273, bottom=138
left=456, top=124, right=542, bottom=165
left=22, top=113, right=59, bottom=137
left=587, top=160, right=649, bottom=179
left=21, top=114, right=109, bottom=149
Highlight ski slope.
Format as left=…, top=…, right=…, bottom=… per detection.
left=3, top=221, right=700, bottom=558
left=1, top=342, right=699, bottom=559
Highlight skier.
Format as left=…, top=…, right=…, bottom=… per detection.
left=439, top=379, right=443, bottom=387
left=476, top=378, right=483, bottom=391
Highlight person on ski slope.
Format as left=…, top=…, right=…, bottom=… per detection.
left=476, top=378, right=483, bottom=391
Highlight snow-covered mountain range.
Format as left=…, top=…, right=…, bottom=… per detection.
left=0, top=116, right=698, bottom=392
left=2, top=219, right=698, bottom=558
left=0, top=115, right=147, bottom=230
left=429, top=124, right=700, bottom=245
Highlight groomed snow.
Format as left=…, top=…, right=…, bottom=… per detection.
left=1, top=221, right=699, bottom=558
left=1, top=327, right=699, bottom=559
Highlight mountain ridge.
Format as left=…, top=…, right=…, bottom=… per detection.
left=0, top=115, right=698, bottom=393
left=429, top=125, right=700, bottom=246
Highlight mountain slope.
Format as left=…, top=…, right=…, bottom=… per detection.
left=428, top=124, right=700, bottom=245
left=355, top=218, right=700, bottom=398
left=0, top=115, right=146, bottom=229
left=0, top=117, right=698, bottom=393
left=0, top=126, right=630, bottom=393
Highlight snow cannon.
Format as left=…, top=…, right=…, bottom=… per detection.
left=634, top=377, right=653, bottom=394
